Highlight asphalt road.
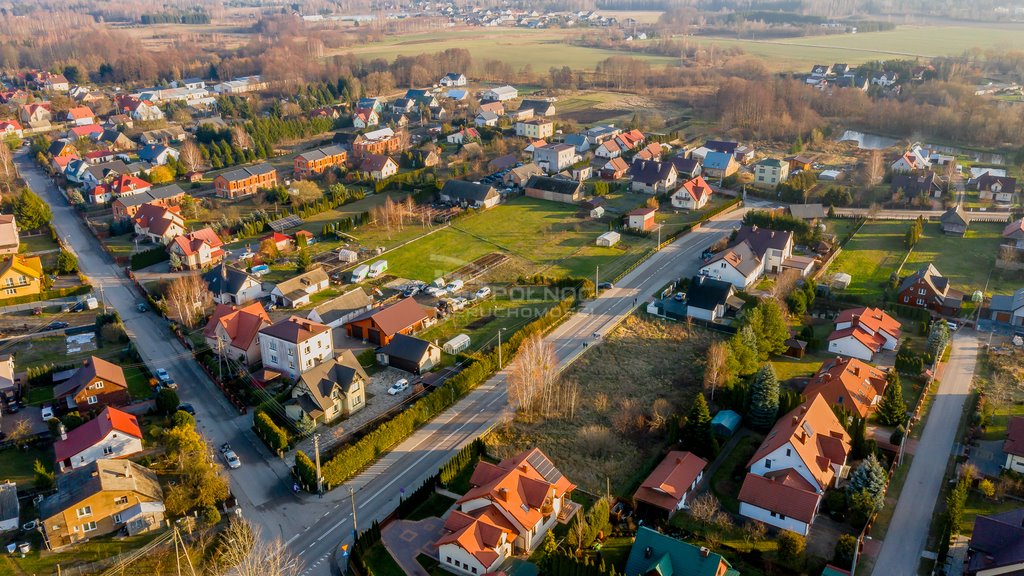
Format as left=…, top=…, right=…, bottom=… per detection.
left=14, top=150, right=301, bottom=539
left=286, top=199, right=776, bottom=575
left=871, top=330, right=979, bottom=575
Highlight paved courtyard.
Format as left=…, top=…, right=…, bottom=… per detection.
left=382, top=517, right=446, bottom=576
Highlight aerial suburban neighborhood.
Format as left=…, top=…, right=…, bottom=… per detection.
left=0, top=1, right=1023, bottom=576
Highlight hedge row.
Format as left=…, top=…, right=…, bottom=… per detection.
left=254, top=410, right=289, bottom=453
left=296, top=294, right=578, bottom=490
left=0, top=284, right=91, bottom=307
left=130, top=246, right=170, bottom=271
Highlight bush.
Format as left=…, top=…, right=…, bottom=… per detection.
left=777, top=531, right=806, bottom=564
left=156, top=388, right=180, bottom=415
left=294, top=450, right=318, bottom=490
left=131, top=246, right=170, bottom=271
left=254, top=410, right=289, bottom=452
left=833, top=534, right=857, bottom=569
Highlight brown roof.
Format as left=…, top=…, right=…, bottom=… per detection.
left=259, top=316, right=331, bottom=344
left=739, top=471, right=820, bottom=524
left=274, top=267, right=329, bottom=300
left=53, top=356, right=127, bottom=400
left=346, top=297, right=434, bottom=337
left=297, top=350, right=368, bottom=413
left=1005, top=417, right=1024, bottom=458
left=747, top=394, right=851, bottom=490
left=133, top=203, right=184, bottom=237
left=203, top=302, right=270, bottom=351
left=633, top=451, right=707, bottom=512
left=805, top=357, right=888, bottom=418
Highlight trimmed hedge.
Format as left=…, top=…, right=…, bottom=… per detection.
left=130, top=246, right=170, bottom=271
left=0, top=284, right=91, bottom=306
left=254, top=411, right=289, bottom=452
left=297, top=295, right=577, bottom=490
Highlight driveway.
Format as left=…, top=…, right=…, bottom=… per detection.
left=871, top=331, right=979, bottom=575
left=381, top=518, right=445, bottom=576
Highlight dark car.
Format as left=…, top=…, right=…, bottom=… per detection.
left=597, top=282, right=613, bottom=290
left=45, top=321, right=69, bottom=331
left=177, top=403, right=196, bottom=415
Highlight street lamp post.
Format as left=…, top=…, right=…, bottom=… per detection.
left=350, top=487, right=358, bottom=539
left=497, top=327, right=507, bottom=369
left=313, top=433, right=323, bottom=497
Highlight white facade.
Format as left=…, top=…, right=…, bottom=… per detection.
left=481, top=86, right=518, bottom=101
left=671, top=190, right=709, bottom=210
left=749, top=443, right=830, bottom=491
left=835, top=320, right=898, bottom=350
left=438, top=540, right=508, bottom=576
left=739, top=501, right=812, bottom=536
left=698, top=261, right=760, bottom=290
left=57, top=431, right=143, bottom=473
left=258, top=330, right=334, bottom=380
left=1006, top=453, right=1024, bottom=473
left=687, top=303, right=723, bottom=322
left=827, top=336, right=875, bottom=361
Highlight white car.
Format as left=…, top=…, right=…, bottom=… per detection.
left=220, top=443, right=241, bottom=469
left=387, top=379, right=409, bottom=395
left=41, top=405, right=54, bottom=420
left=474, top=287, right=491, bottom=300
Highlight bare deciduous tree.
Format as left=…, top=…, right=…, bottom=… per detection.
left=704, top=341, right=728, bottom=401
left=179, top=140, right=204, bottom=173
left=165, top=274, right=213, bottom=329
left=231, top=126, right=253, bottom=150
left=742, top=520, right=767, bottom=549
left=211, top=518, right=302, bottom=576
left=688, top=492, right=720, bottom=527
left=508, top=332, right=563, bottom=420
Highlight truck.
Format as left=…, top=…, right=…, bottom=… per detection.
left=368, top=260, right=388, bottom=278
left=350, top=264, right=370, bottom=283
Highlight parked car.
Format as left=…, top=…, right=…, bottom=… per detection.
left=41, top=405, right=54, bottom=420
left=177, top=403, right=196, bottom=415
left=220, top=443, right=241, bottom=469
left=45, top=321, right=69, bottom=330
left=387, top=379, right=409, bottom=396
left=136, top=302, right=148, bottom=312
left=474, top=287, right=491, bottom=300
left=403, top=285, right=421, bottom=298
left=155, top=369, right=177, bottom=390
left=597, top=282, right=613, bottom=290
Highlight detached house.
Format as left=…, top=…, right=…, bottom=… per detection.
left=286, top=350, right=368, bottom=424
left=595, top=139, right=621, bottom=159
left=39, top=460, right=164, bottom=550
left=702, top=152, right=738, bottom=179
left=357, top=154, right=398, bottom=181
left=308, top=287, right=373, bottom=328
left=827, top=306, right=901, bottom=362
left=671, top=176, right=712, bottom=210
left=89, top=173, right=151, bottom=205
left=897, top=264, right=963, bottom=315
left=258, top=316, right=334, bottom=380
left=805, top=357, right=889, bottom=418
left=891, top=148, right=929, bottom=173
left=440, top=73, right=467, bottom=87
left=515, top=118, right=554, bottom=139
left=699, top=225, right=796, bottom=289
left=739, top=394, right=851, bottom=535
left=270, top=267, right=330, bottom=308
left=753, top=158, right=789, bottom=188
left=0, top=119, right=23, bottom=138
left=54, top=407, right=143, bottom=473
left=632, top=451, right=707, bottom=522
left=518, top=99, right=556, bottom=117
left=534, top=143, right=576, bottom=174
left=0, top=255, right=43, bottom=301
left=213, top=163, right=278, bottom=199
left=53, top=357, right=129, bottom=414
left=345, top=296, right=435, bottom=346
left=0, top=214, right=18, bottom=255
left=436, top=448, right=576, bottom=575
left=203, top=302, right=271, bottom=367
left=170, top=228, right=225, bottom=270
left=975, top=172, right=1017, bottom=203
left=440, top=180, right=500, bottom=209
left=203, top=265, right=263, bottom=305
left=137, top=144, right=178, bottom=166
left=66, top=106, right=95, bottom=126
left=352, top=108, right=379, bottom=129
left=111, top=184, right=185, bottom=220
left=293, top=145, right=347, bottom=179
left=1003, top=417, right=1024, bottom=473
left=625, top=207, right=656, bottom=232
left=376, top=333, right=441, bottom=374
left=524, top=175, right=583, bottom=204
left=133, top=203, right=185, bottom=244
left=965, top=508, right=1024, bottom=576
left=20, top=103, right=52, bottom=126
left=624, top=527, right=737, bottom=576
left=628, top=159, right=677, bottom=194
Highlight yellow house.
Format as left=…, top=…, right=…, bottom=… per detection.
left=0, top=255, right=43, bottom=300
left=515, top=118, right=555, bottom=140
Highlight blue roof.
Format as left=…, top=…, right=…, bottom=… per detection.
left=137, top=144, right=169, bottom=162
left=703, top=151, right=734, bottom=170
left=565, top=134, right=589, bottom=146
left=446, top=89, right=468, bottom=100
left=624, top=527, right=739, bottom=576
left=711, top=410, right=741, bottom=436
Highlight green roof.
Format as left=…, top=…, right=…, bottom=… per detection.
left=758, top=158, right=785, bottom=167
left=624, top=526, right=739, bottom=576
left=821, top=566, right=851, bottom=576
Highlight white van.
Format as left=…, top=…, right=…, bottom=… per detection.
left=350, top=264, right=370, bottom=282
left=368, top=260, right=388, bottom=278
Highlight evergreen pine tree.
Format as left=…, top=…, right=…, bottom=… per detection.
left=748, top=364, right=780, bottom=431
left=846, top=453, right=886, bottom=511
left=877, top=370, right=908, bottom=426
left=681, top=393, right=718, bottom=458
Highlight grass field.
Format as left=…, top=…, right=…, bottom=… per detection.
left=417, top=295, right=561, bottom=354
left=903, top=221, right=1005, bottom=296
left=687, top=24, right=1024, bottom=71
left=484, top=314, right=714, bottom=493
left=329, top=27, right=678, bottom=69
left=368, top=227, right=494, bottom=282
left=826, top=220, right=908, bottom=297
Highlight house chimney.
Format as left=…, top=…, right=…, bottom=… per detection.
left=644, top=546, right=652, bottom=559
left=497, top=487, right=508, bottom=501
left=800, top=404, right=809, bottom=414
left=700, top=547, right=710, bottom=558
left=792, top=415, right=799, bottom=425
left=59, top=423, right=67, bottom=441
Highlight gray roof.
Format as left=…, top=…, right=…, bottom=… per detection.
left=274, top=268, right=329, bottom=300
left=788, top=204, right=827, bottom=220
left=378, top=333, right=434, bottom=363
left=941, top=204, right=969, bottom=227
left=628, top=159, right=675, bottom=186
left=966, top=508, right=1024, bottom=574
left=707, top=241, right=761, bottom=276
left=297, top=350, right=368, bottom=412
left=38, top=460, right=163, bottom=522
left=440, top=180, right=498, bottom=203
left=203, top=265, right=258, bottom=296
left=898, top=264, right=949, bottom=296
left=990, top=288, right=1024, bottom=313
left=732, top=225, right=793, bottom=258
left=525, top=175, right=582, bottom=197
left=309, top=288, right=372, bottom=325
left=218, top=162, right=276, bottom=183
left=115, top=184, right=185, bottom=208
left=0, top=482, right=17, bottom=523
left=85, top=160, right=129, bottom=181
left=296, top=145, right=345, bottom=162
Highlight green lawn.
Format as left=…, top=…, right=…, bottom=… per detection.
left=824, top=217, right=860, bottom=241
left=903, top=221, right=1005, bottom=297
left=0, top=444, right=54, bottom=486
left=361, top=542, right=406, bottom=576
left=981, top=402, right=1024, bottom=441
left=710, top=432, right=760, bottom=514
left=19, top=233, right=61, bottom=255
left=367, top=227, right=495, bottom=282
left=418, top=297, right=560, bottom=354
left=771, top=351, right=831, bottom=382
left=11, top=532, right=166, bottom=576
left=826, top=220, right=908, bottom=298
left=403, top=492, right=456, bottom=521
left=125, top=365, right=153, bottom=401
left=962, top=491, right=1024, bottom=538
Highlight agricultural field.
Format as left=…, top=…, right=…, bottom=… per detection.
left=903, top=221, right=1006, bottom=296
left=328, top=27, right=679, bottom=70
left=825, top=220, right=908, bottom=298
left=484, top=314, right=715, bottom=493
left=686, top=24, right=1024, bottom=72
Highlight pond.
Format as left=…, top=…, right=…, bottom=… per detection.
left=837, top=129, right=1006, bottom=165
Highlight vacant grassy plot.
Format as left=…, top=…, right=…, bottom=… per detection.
left=484, top=314, right=714, bottom=493
left=688, top=24, right=1024, bottom=71
left=331, top=27, right=678, bottom=70
left=418, top=296, right=560, bottom=353
left=826, top=220, right=907, bottom=297
left=10, top=531, right=169, bottom=576
left=0, top=444, right=53, bottom=486
left=367, top=227, right=494, bottom=282
left=772, top=351, right=831, bottom=382
left=903, top=221, right=1004, bottom=296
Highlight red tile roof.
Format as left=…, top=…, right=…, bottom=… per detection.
left=827, top=326, right=885, bottom=353
left=133, top=203, right=184, bottom=237
left=835, top=307, right=901, bottom=339
left=633, top=451, right=707, bottom=512
left=739, top=471, right=820, bottom=524
left=67, top=106, right=94, bottom=120
left=172, top=227, right=224, bottom=257
left=679, top=176, right=712, bottom=203
left=204, top=302, right=270, bottom=351
left=0, top=119, right=23, bottom=131
left=436, top=508, right=515, bottom=569
left=747, top=394, right=851, bottom=490
left=1005, top=417, right=1024, bottom=458
left=70, top=124, right=103, bottom=138
left=54, top=406, right=142, bottom=463
left=805, top=357, right=888, bottom=418
left=347, top=297, right=434, bottom=337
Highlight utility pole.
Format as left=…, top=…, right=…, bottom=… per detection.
left=350, top=486, right=358, bottom=539
left=314, top=433, right=323, bottom=497
left=497, top=327, right=505, bottom=369
left=595, top=265, right=599, bottom=296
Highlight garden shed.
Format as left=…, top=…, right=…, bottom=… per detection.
left=711, top=409, right=741, bottom=438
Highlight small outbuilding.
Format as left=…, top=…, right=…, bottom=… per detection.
left=711, top=409, right=741, bottom=438
left=596, top=231, right=620, bottom=247
left=338, top=249, right=358, bottom=263
left=443, top=334, right=471, bottom=355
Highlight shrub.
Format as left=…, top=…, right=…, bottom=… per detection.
left=777, top=531, right=806, bottom=564
left=156, top=388, right=180, bottom=415
left=833, top=534, right=857, bottom=569
left=254, top=411, right=289, bottom=452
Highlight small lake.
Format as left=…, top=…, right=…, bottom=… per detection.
left=836, top=130, right=1005, bottom=165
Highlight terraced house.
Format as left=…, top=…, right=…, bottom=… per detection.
left=213, top=163, right=278, bottom=199
left=293, top=145, right=347, bottom=179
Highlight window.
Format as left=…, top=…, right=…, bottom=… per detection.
left=270, top=355, right=278, bottom=364
left=764, top=459, right=772, bottom=469
left=785, top=448, right=791, bottom=456
left=304, top=346, right=310, bottom=354
left=92, top=381, right=104, bottom=389
left=87, top=396, right=98, bottom=405
left=269, top=340, right=277, bottom=351
left=472, top=568, right=477, bottom=574
left=288, top=359, right=295, bottom=369
left=76, top=506, right=92, bottom=518
left=115, top=496, right=129, bottom=505
left=903, top=296, right=909, bottom=303
left=82, top=521, right=97, bottom=532
left=5, top=288, right=14, bottom=295
left=916, top=298, right=925, bottom=306
left=103, top=446, right=114, bottom=455
left=113, top=513, right=123, bottom=523
left=353, top=395, right=362, bottom=407
left=918, top=288, right=926, bottom=295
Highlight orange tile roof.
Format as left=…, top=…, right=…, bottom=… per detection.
left=54, top=406, right=141, bottom=463
left=633, top=451, right=707, bottom=512
left=827, top=326, right=885, bottom=353
left=172, top=227, right=224, bottom=257
left=805, top=357, right=888, bottom=418
left=204, top=302, right=270, bottom=351
left=436, top=508, right=515, bottom=568
left=835, top=307, right=901, bottom=339
left=680, top=176, right=712, bottom=202
left=739, top=471, right=820, bottom=523
left=747, top=394, right=851, bottom=490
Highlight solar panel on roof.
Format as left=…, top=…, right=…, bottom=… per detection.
left=526, top=450, right=563, bottom=484
left=269, top=215, right=304, bottom=232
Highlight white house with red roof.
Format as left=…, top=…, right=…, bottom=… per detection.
left=170, top=228, right=225, bottom=270
left=68, top=124, right=103, bottom=142
left=0, top=119, right=23, bottom=138
left=133, top=203, right=185, bottom=244
left=738, top=394, right=851, bottom=535
left=633, top=451, right=707, bottom=521
left=66, top=106, right=95, bottom=126
left=827, top=306, right=901, bottom=362
left=54, top=406, right=143, bottom=473
left=89, top=173, right=151, bottom=204
left=671, top=175, right=713, bottom=210
left=891, top=146, right=930, bottom=173
left=352, top=108, right=379, bottom=129
left=436, top=448, right=577, bottom=575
